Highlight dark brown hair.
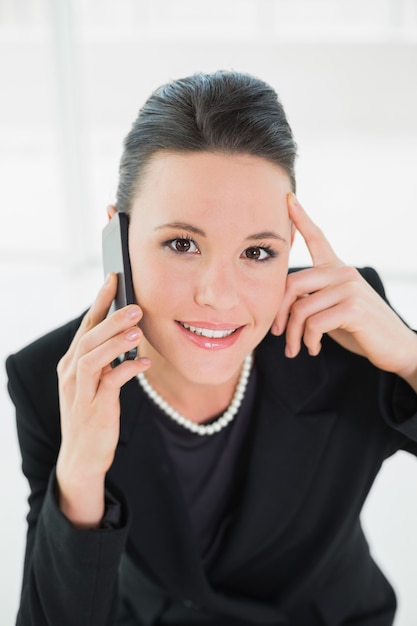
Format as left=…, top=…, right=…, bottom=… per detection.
left=116, top=70, right=297, bottom=213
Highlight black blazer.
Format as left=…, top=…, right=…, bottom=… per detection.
left=6, top=267, right=417, bottom=626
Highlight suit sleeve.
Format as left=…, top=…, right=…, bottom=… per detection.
left=379, top=373, right=417, bottom=453
left=358, top=267, right=417, bottom=451
left=6, top=343, right=130, bottom=626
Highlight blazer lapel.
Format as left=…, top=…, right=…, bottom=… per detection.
left=211, top=336, right=338, bottom=584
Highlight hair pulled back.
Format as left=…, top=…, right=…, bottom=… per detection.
left=116, top=70, right=297, bottom=213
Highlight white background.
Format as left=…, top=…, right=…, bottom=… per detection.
left=1, top=0, right=417, bottom=624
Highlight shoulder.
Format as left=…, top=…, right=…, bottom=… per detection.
left=5, top=313, right=85, bottom=427
left=5, top=313, right=85, bottom=468
left=6, top=313, right=85, bottom=383
left=354, top=266, right=386, bottom=295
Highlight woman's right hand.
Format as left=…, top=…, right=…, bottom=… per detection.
left=55, top=273, right=150, bottom=528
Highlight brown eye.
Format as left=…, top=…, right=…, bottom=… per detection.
left=167, top=238, right=199, bottom=254
left=242, top=246, right=275, bottom=261
left=174, top=238, right=191, bottom=252
left=245, top=247, right=261, bottom=259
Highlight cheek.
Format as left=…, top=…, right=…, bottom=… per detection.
left=130, top=255, right=156, bottom=308
left=131, top=258, right=188, bottom=313
left=249, top=264, right=288, bottom=310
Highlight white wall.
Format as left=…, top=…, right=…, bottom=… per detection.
left=1, top=1, right=416, bottom=623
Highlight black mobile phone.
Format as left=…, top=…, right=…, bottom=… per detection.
left=102, top=211, right=137, bottom=362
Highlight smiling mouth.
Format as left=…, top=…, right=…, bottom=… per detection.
left=178, top=322, right=239, bottom=339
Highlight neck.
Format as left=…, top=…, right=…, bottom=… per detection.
left=146, top=366, right=240, bottom=424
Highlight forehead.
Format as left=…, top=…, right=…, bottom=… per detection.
left=131, top=151, right=292, bottom=227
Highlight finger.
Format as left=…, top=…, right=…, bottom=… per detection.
left=64, top=273, right=119, bottom=363
left=75, top=303, right=142, bottom=361
left=58, top=302, right=143, bottom=404
left=285, top=308, right=328, bottom=358
left=288, top=193, right=341, bottom=267
left=95, top=357, right=151, bottom=420
left=273, top=265, right=353, bottom=335
left=283, top=282, right=353, bottom=357
left=74, top=323, right=146, bottom=405
left=59, top=322, right=146, bottom=410
left=300, top=302, right=356, bottom=358
left=78, top=359, right=151, bottom=436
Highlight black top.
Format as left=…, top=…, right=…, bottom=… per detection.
left=152, top=368, right=256, bottom=566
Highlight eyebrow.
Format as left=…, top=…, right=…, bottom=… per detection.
left=154, top=222, right=288, bottom=244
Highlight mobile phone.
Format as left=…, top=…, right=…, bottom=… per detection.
left=102, top=211, right=137, bottom=362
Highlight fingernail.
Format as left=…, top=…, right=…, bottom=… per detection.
left=126, top=305, right=140, bottom=319
left=271, top=322, right=282, bottom=336
left=308, top=343, right=321, bottom=357
left=125, top=327, right=141, bottom=341
left=103, top=273, right=112, bottom=286
left=285, top=345, right=294, bottom=358
left=138, top=357, right=151, bottom=366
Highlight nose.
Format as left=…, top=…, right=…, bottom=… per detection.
left=194, top=258, right=240, bottom=311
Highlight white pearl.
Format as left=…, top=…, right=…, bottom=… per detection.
left=137, top=353, right=252, bottom=436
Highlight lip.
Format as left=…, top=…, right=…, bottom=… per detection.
left=175, top=320, right=244, bottom=350
left=179, top=321, right=242, bottom=331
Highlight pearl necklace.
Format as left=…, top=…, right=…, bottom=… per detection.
left=137, top=353, right=253, bottom=436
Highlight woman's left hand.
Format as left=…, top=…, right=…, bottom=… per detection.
left=272, top=194, right=417, bottom=392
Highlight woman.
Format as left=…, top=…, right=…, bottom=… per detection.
left=6, top=70, right=417, bottom=625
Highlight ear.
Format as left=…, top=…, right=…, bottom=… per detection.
left=107, top=204, right=117, bottom=220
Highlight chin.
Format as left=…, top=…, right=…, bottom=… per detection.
left=175, top=349, right=252, bottom=388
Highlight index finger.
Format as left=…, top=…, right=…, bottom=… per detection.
left=288, top=193, right=341, bottom=267
left=64, top=273, right=139, bottom=362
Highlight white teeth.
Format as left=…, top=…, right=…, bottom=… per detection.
left=180, top=322, right=237, bottom=339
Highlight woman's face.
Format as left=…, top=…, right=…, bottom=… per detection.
left=128, top=151, right=293, bottom=387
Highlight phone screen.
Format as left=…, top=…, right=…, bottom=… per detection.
left=102, top=211, right=137, bottom=361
